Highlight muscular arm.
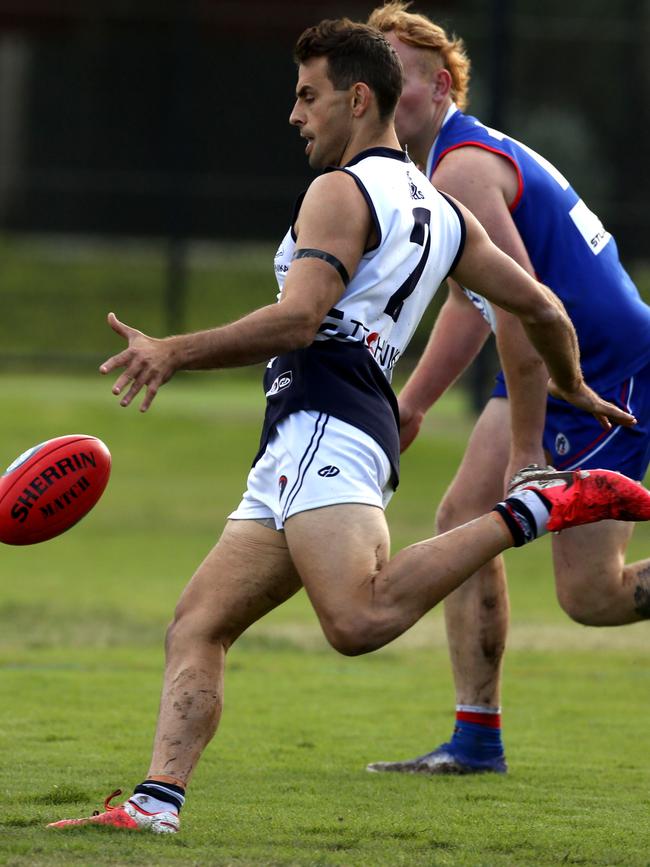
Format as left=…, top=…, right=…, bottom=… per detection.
left=433, top=146, right=548, bottom=471
left=175, top=172, right=370, bottom=366
left=101, top=171, right=372, bottom=410
left=398, top=282, right=490, bottom=451
left=448, top=193, right=635, bottom=429
left=450, top=206, right=580, bottom=391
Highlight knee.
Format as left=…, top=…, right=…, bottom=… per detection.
left=165, top=614, right=190, bottom=654
left=556, top=585, right=607, bottom=626
left=319, top=611, right=380, bottom=657
left=164, top=605, right=233, bottom=656
left=559, top=601, right=600, bottom=626
left=436, top=494, right=460, bottom=534
left=436, top=490, right=484, bottom=534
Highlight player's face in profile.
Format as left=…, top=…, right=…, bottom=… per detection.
left=290, top=56, right=354, bottom=169
left=384, top=32, right=435, bottom=151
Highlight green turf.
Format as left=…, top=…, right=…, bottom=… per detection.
left=1, top=372, right=650, bottom=865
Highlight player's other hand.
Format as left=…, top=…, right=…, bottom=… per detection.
left=398, top=399, right=425, bottom=452
left=548, top=379, right=637, bottom=430
left=100, top=312, right=177, bottom=412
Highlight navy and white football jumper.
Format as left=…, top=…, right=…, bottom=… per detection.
left=256, top=146, right=466, bottom=486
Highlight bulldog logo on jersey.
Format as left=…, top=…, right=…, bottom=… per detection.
left=555, top=432, right=570, bottom=456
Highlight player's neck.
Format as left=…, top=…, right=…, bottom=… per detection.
left=409, top=98, right=453, bottom=174
left=339, top=126, right=402, bottom=166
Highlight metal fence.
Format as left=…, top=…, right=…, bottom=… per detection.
left=0, top=0, right=647, bottom=407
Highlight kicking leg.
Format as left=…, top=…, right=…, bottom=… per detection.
left=285, top=502, right=511, bottom=656
left=285, top=462, right=650, bottom=655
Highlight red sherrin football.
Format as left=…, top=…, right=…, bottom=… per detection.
left=0, top=434, right=111, bottom=545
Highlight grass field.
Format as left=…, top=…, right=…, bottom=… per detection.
left=2, top=371, right=650, bottom=866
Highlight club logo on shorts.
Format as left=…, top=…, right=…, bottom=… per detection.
left=278, top=474, right=288, bottom=496
left=318, top=465, right=340, bottom=478
left=266, top=370, right=293, bottom=397
left=555, top=432, right=570, bottom=456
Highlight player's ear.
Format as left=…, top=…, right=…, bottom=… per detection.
left=431, top=67, right=452, bottom=101
left=351, top=82, right=372, bottom=116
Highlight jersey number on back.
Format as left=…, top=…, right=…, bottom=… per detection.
left=384, top=208, right=432, bottom=322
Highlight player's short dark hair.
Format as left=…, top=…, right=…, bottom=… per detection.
left=294, top=18, right=403, bottom=121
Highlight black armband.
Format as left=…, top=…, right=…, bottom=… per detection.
left=292, top=248, right=350, bottom=286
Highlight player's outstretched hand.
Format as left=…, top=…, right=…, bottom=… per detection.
left=100, top=312, right=177, bottom=412
left=548, top=379, right=637, bottom=430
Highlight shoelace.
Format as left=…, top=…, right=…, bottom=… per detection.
left=91, top=788, right=123, bottom=817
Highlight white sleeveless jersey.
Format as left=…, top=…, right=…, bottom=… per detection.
left=273, top=146, right=465, bottom=381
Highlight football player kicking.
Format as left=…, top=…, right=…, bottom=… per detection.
left=365, top=2, right=650, bottom=777
left=48, top=18, right=650, bottom=833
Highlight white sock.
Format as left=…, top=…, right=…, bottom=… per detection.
left=509, top=488, right=552, bottom=535
left=130, top=793, right=179, bottom=815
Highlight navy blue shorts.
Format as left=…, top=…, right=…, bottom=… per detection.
left=491, top=360, right=650, bottom=481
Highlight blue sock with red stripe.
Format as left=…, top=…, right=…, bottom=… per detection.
left=449, top=705, right=504, bottom=761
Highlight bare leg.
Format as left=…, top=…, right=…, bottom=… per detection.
left=285, top=501, right=512, bottom=656
left=436, top=399, right=512, bottom=707
left=363, top=400, right=512, bottom=774
left=553, top=521, right=650, bottom=625
left=147, top=519, right=301, bottom=786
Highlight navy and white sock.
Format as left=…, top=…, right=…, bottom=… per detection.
left=493, top=488, right=552, bottom=547
left=130, top=780, right=185, bottom=815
